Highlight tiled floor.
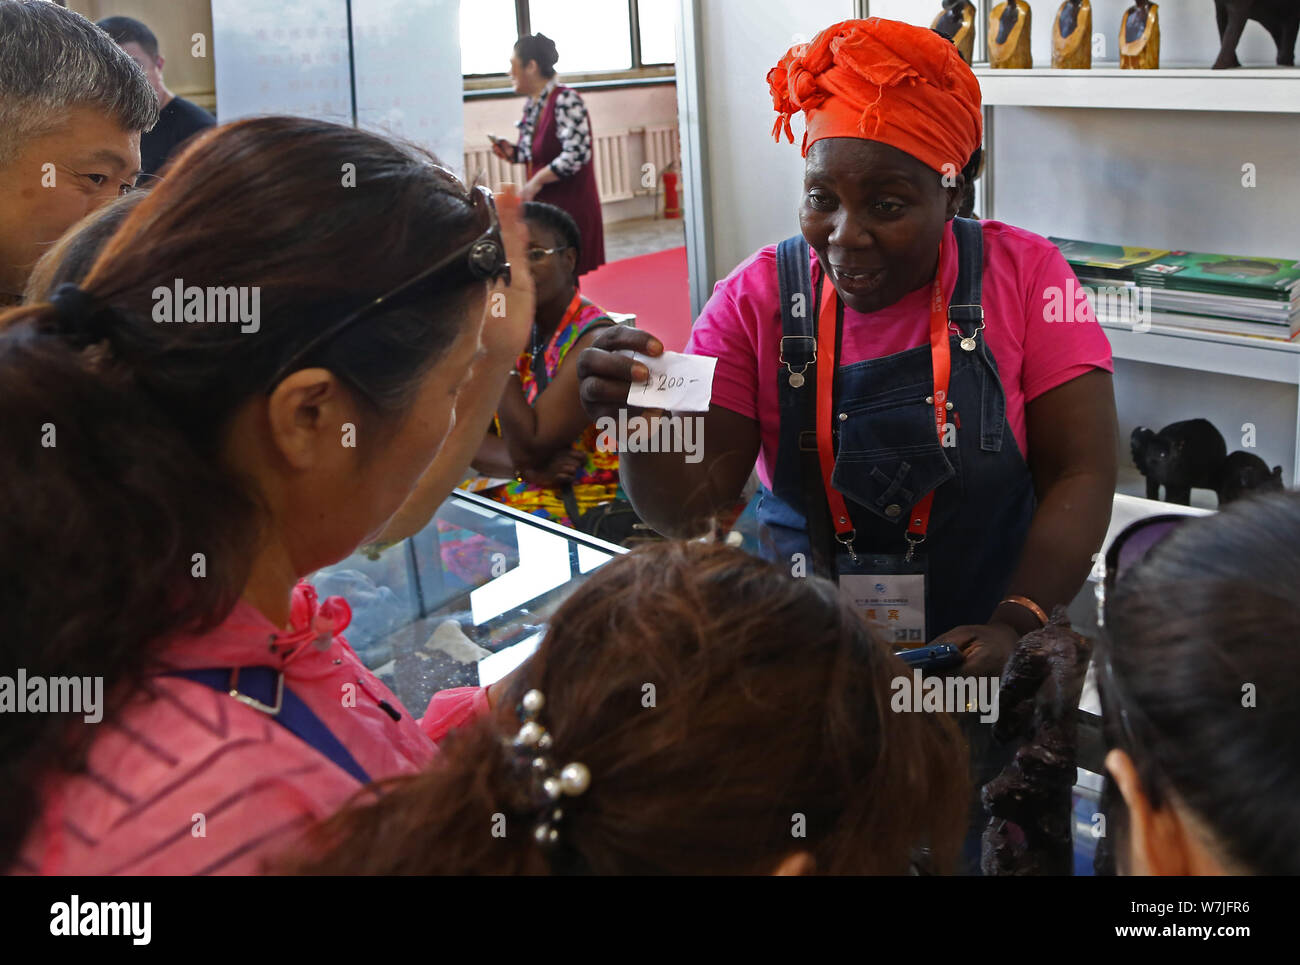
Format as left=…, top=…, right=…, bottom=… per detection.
left=603, top=216, right=686, bottom=262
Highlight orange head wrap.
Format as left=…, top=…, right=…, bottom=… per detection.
left=768, top=18, right=983, bottom=174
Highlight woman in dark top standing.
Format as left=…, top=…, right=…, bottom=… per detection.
left=97, top=16, right=216, bottom=177
left=491, top=34, right=606, bottom=276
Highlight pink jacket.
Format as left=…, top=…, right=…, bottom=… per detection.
left=15, top=582, right=488, bottom=875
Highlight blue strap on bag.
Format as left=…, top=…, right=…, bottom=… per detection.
left=164, top=667, right=373, bottom=785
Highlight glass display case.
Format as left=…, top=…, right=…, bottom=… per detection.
left=314, top=489, right=1198, bottom=875
left=312, top=491, right=624, bottom=716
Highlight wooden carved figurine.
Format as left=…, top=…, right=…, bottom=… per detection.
left=1119, top=0, right=1160, bottom=70
left=933, top=1, right=977, bottom=65
left=1052, top=0, right=1092, bottom=69
left=1213, top=0, right=1299, bottom=69
left=989, top=1, right=1033, bottom=69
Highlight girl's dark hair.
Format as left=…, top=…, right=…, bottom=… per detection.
left=0, top=116, right=487, bottom=869
left=23, top=190, right=149, bottom=301
left=1099, top=490, right=1300, bottom=875
left=522, top=200, right=581, bottom=288
left=289, top=541, right=970, bottom=875
left=515, top=32, right=559, bottom=78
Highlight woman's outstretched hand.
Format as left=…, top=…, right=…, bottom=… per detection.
left=575, top=325, right=664, bottom=425
left=478, top=184, right=535, bottom=365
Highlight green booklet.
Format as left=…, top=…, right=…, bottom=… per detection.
left=1048, top=238, right=1170, bottom=280
left=1135, top=251, right=1300, bottom=300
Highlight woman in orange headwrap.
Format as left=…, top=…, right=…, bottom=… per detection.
left=578, top=19, right=1117, bottom=680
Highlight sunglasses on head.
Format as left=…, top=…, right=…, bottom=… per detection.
left=265, top=184, right=510, bottom=392
left=1095, top=513, right=1190, bottom=629
left=1095, top=513, right=1193, bottom=774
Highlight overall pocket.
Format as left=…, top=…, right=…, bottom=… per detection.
left=831, top=388, right=958, bottom=526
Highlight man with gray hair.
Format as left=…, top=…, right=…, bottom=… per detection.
left=0, top=0, right=158, bottom=306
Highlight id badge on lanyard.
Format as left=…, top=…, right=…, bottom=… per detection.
left=837, top=551, right=929, bottom=645
left=815, top=240, right=956, bottom=644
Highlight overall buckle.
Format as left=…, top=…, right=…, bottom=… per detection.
left=778, top=335, right=816, bottom=365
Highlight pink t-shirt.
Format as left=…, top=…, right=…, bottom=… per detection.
left=15, top=582, right=488, bottom=875
left=686, top=220, right=1114, bottom=488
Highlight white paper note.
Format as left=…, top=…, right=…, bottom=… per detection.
left=619, top=350, right=716, bottom=412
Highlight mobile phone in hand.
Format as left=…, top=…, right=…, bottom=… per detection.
left=896, top=643, right=963, bottom=673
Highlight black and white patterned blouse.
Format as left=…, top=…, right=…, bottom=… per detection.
left=511, top=79, right=593, bottom=178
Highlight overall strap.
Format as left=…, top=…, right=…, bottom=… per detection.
left=773, top=236, right=835, bottom=576
left=949, top=216, right=984, bottom=335
left=949, top=217, right=1004, bottom=452
left=164, top=667, right=373, bottom=786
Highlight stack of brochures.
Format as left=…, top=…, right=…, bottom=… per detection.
left=1050, top=238, right=1300, bottom=341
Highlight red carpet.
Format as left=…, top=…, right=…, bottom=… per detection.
left=580, top=245, right=693, bottom=352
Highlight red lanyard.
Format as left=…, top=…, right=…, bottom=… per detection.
left=815, top=241, right=950, bottom=561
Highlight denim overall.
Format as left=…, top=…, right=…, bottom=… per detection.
left=757, top=219, right=1036, bottom=639
left=759, top=220, right=1036, bottom=872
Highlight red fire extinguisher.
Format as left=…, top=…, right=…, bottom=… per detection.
left=662, top=170, right=681, bottom=220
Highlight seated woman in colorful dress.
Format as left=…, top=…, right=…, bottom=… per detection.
left=469, top=202, right=623, bottom=528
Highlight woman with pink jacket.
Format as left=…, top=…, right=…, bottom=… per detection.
left=0, top=116, right=533, bottom=874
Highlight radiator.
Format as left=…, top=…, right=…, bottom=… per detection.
left=642, top=124, right=681, bottom=184
left=462, top=146, right=524, bottom=191
left=594, top=129, right=634, bottom=203
left=463, top=125, right=681, bottom=207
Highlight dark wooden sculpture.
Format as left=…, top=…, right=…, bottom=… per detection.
left=1214, top=0, right=1300, bottom=69
left=1119, top=0, right=1160, bottom=69
left=1213, top=450, right=1285, bottom=504
left=981, top=608, right=1091, bottom=876
left=933, top=1, right=977, bottom=65
left=1053, top=0, right=1093, bottom=69
left=1131, top=419, right=1227, bottom=505
left=990, top=1, right=1034, bottom=69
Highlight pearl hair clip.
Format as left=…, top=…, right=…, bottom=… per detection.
left=509, top=689, right=591, bottom=847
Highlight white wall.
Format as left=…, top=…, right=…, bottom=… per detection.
left=697, top=0, right=855, bottom=280
left=991, top=106, right=1300, bottom=261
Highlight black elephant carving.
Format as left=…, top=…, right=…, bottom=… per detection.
left=1132, top=419, right=1288, bottom=506
left=1131, top=419, right=1226, bottom=505
left=1213, top=0, right=1300, bottom=69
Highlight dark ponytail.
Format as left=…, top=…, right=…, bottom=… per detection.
left=0, top=116, right=489, bottom=868
left=0, top=317, right=260, bottom=866
left=1100, top=490, right=1300, bottom=875
left=514, top=33, right=559, bottom=78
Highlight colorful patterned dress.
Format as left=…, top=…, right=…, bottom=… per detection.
left=479, top=297, right=623, bottom=526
